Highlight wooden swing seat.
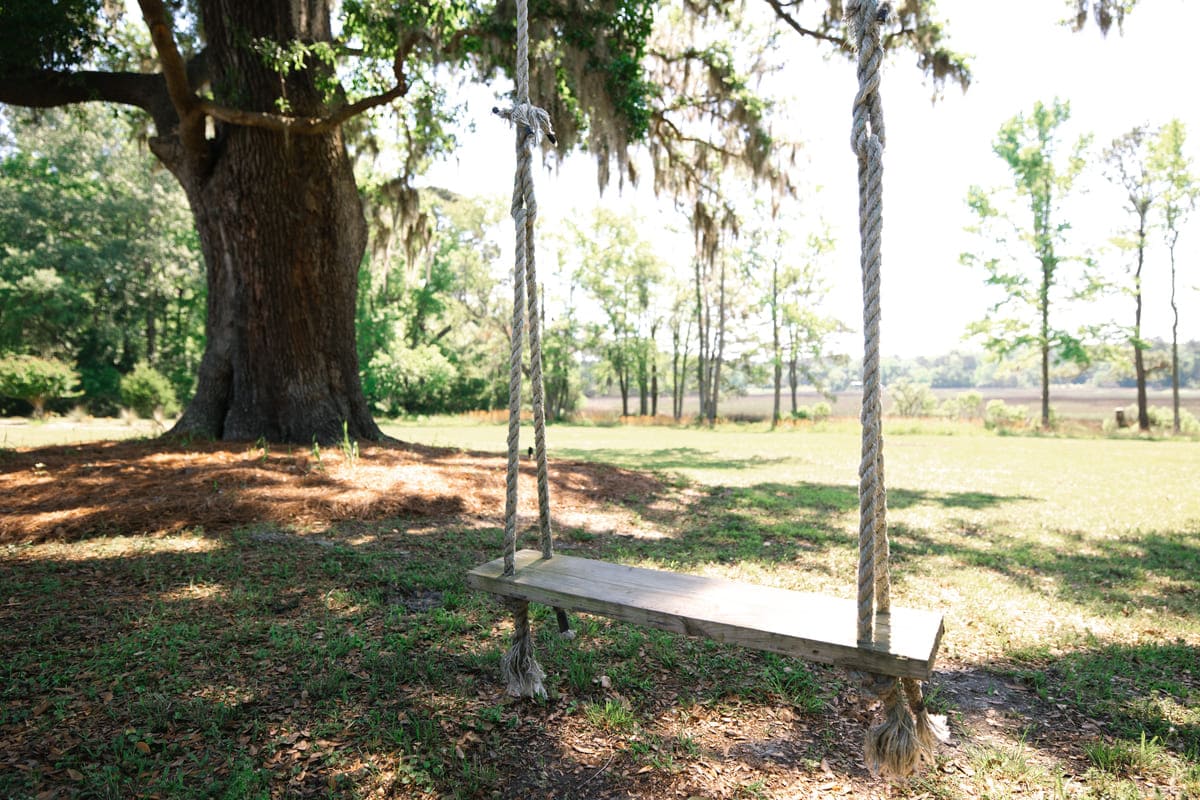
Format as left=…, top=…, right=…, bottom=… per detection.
left=467, top=549, right=943, bottom=680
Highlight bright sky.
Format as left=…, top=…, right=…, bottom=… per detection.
left=426, top=0, right=1200, bottom=358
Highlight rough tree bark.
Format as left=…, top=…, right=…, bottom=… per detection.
left=163, top=0, right=381, bottom=443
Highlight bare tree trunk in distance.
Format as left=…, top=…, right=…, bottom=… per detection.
left=770, top=259, right=781, bottom=429
left=1040, top=258, right=1051, bottom=429
left=710, top=257, right=727, bottom=427
left=1133, top=208, right=1150, bottom=432
left=1169, top=231, right=1181, bottom=434
left=694, top=259, right=710, bottom=422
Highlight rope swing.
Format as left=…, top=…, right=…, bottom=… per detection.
left=848, top=0, right=947, bottom=776
left=470, top=0, right=948, bottom=780
left=492, top=0, right=558, bottom=699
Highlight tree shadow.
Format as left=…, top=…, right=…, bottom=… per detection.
left=553, top=445, right=792, bottom=472
left=4, top=512, right=1198, bottom=799
left=894, top=521, right=1200, bottom=614
left=998, top=640, right=1200, bottom=759
left=590, top=480, right=1032, bottom=573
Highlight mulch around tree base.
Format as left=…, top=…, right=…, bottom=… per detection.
left=0, top=437, right=666, bottom=545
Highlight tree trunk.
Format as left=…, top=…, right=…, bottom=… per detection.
left=1040, top=257, right=1051, bottom=429
left=649, top=320, right=659, bottom=417
left=638, top=356, right=648, bottom=416
left=619, top=366, right=630, bottom=417
left=789, top=356, right=799, bottom=415
left=146, top=301, right=157, bottom=365
left=1170, top=235, right=1181, bottom=434
left=710, top=257, right=727, bottom=426
left=694, top=260, right=709, bottom=423
left=770, top=261, right=780, bottom=429
left=1134, top=210, right=1149, bottom=432
left=671, top=327, right=682, bottom=420
left=162, top=0, right=380, bottom=444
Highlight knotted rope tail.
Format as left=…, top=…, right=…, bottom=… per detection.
left=500, top=600, right=546, bottom=697
left=848, top=0, right=945, bottom=777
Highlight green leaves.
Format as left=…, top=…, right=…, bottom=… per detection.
left=1148, top=119, right=1198, bottom=237
left=0, top=355, right=80, bottom=418
left=119, top=363, right=179, bottom=418
left=963, top=99, right=1100, bottom=423
left=0, top=0, right=106, bottom=75
left=0, top=107, right=204, bottom=412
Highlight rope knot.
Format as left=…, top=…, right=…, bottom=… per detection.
left=848, top=0, right=887, bottom=159
left=493, top=102, right=557, bottom=146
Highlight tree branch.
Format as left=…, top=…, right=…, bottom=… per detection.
left=191, top=29, right=415, bottom=136
left=0, top=69, right=175, bottom=131
left=759, top=0, right=848, bottom=49
left=196, top=82, right=408, bottom=135
left=137, top=0, right=206, bottom=157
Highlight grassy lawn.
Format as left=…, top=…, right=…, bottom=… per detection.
left=2, top=416, right=1198, bottom=798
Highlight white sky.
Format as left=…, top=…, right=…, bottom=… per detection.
left=425, top=0, right=1200, bottom=358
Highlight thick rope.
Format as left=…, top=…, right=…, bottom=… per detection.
left=501, top=140, right=526, bottom=578
left=851, top=0, right=890, bottom=645
left=522, top=162, right=555, bottom=558
left=849, top=0, right=947, bottom=779
left=496, top=0, right=565, bottom=695
left=497, top=0, right=558, bottom=575
left=500, top=600, right=546, bottom=698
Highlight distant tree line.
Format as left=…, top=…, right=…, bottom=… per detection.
left=3, top=101, right=1198, bottom=424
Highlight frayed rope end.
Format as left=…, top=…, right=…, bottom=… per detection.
left=862, top=675, right=947, bottom=778
left=864, top=694, right=921, bottom=778
left=500, top=629, right=546, bottom=699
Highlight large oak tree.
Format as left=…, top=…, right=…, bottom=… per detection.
left=0, top=0, right=968, bottom=442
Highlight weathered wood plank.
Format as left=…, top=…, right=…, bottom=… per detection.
left=467, top=549, right=944, bottom=680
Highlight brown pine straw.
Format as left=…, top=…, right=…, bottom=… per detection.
left=0, top=438, right=664, bottom=545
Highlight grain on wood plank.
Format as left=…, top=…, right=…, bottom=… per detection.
left=467, top=549, right=944, bottom=680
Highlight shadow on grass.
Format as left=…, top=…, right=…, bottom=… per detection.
left=580, top=476, right=1196, bottom=622
left=0, top=437, right=665, bottom=545
left=589, top=480, right=1032, bottom=573
left=3, top=510, right=1198, bottom=799
left=0, top=523, right=857, bottom=798
left=553, top=446, right=793, bottom=472
left=1010, top=640, right=1200, bottom=759
left=894, top=522, right=1200, bottom=615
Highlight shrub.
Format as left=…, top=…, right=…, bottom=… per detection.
left=365, top=344, right=458, bottom=416
left=811, top=401, right=832, bottom=421
left=119, top=362, right=180, bottom=418
left=0, top=355, right=81, bottom=419
left=79, top=363, right=122, bottom=416
left=945, top=390, right=984, bottom=420
left=889, top=379, right=937, bottom=417
left=984, top=399, right=1029, bottom=431
left=1120, top=404, right=1200, bottom=435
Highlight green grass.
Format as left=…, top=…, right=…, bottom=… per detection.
left=2, top=416, right=1199, bottom=798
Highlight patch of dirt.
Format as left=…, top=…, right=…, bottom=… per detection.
left=0, top=437, right=667, bottom=545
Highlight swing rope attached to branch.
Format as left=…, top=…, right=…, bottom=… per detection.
left=848, top=0, right=947, bottom=777
left=493, top=0, right=558, bottom=700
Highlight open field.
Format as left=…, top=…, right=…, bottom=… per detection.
left=582, top=386, right=1200, bottom=423
left=2, top=419, right=1198, bottom=798
left=1, top=382, right=1197, bottom=451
